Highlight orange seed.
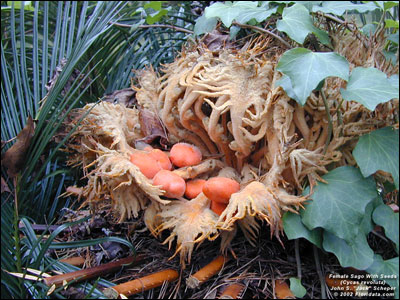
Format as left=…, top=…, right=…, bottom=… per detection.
left=153, top=170, right=186, bottom=198
left=185, top=179, right=206, bottom=199
left=169, top=143, right=202, bottom=167
left=203, top=177, right=240, bottom=204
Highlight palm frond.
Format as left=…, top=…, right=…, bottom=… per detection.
left=89, top=2, right=197, bottom=93
left=1, top=198, right=21, bottom=298
left=1, top=2, right=131, bottom=298
left=15, top=217, right=125, bottom=299
left=4, top=1, right=127, bottom=214
left=1, top=2, right=199, bottom=298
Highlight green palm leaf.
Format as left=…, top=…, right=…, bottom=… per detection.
left=1, top=1, right=198, bottom=298
left=1, top=2, right=128, bottom=298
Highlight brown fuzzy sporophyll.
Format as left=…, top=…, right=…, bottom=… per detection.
left=64, top=33, right=398, bottom=267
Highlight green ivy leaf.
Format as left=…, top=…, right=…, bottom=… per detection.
left=205, top=1, right=259, bottom=28
left=289, top=277, right=307, bottom=298
left=143, top=1, right=164, bottom=11
left=276, top=4, right=330, bottom=45
left=361, top=24, right=377, bottom=37
left=360, top=197, right=383, bottom=235
left=271, top=1, right=320, bottom=11
left=385, top=19, right=399, bottom=29
left=146, top=9, right=168, bottom=25
left=194, top=15, right=218, bottom=35
left=373, top=1, right=385, bottom=10
left=302, top=166, right=378, bottom=241
left=383, top=51, right=398, bottom=65
left=366, top=255, right=399, bottom=299
left=373, top=204, right=399, bottom=253
left=297, top=1, right=322, bottom=11
left=276, top=74, right=301, bottom=103
left=3, top=1, right=34, bottom=11
left=229, top=25, right=241, bottom=39
left=353, top=127, right=399, bottom=189
left=383, top=1, right=399, bottom=11
left=323, top=231, right=374, bottom=270
left=276, top=3, right=286, bottom=15
left=312, top=1, right=379, bottom=16
left=389, top=74, right=399, bottom=87
left=282, top=211, right=322, bottom=248
left=235, top=6, right=277, bottom=24
left=277, top=48, right=349, bottom=105
left=387, top=33, right=399, bottom=45
left=340, top=67, right=399, bottom=111
left=313, top=28, right=331, bottom=46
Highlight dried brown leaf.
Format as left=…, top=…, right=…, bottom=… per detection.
left=66, top=186, right=83, bottom=195
left=1, top=176, right=11, bottom=194
left=45, top=58, right=67, bottom=92
left=45, top=58, right=87, bottom=97
left=102, top=88, right=137, bottom=108
left=1, top=115, right=35, bottom=177
left=137, top=108, right=169, bottom=149
left=200, top=29, right=235, bottom=52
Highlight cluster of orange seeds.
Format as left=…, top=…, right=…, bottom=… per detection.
left=130, top=142, right=240, bottom=216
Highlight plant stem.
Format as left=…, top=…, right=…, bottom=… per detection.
left=111, top=22, right=194, bottom=34
left=295, top=239, right=302, bottom=279
left=334, top=98, right=345, bottom=136
left=321, top=88, right=333, bottom=155
left=18, top=223, right=61, bottom=232
left=334, top=98, right=344, bottom=120
left=374, top=10, right=387, bottom=37
left=232, top=21, right=292, bottom=48
left=313, top=245, right=326, bottom=299
left=321, top=13, right=369, bottom=49
left=59, top=256, right=85, bottom=267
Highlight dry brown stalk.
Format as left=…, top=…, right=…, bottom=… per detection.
left=111, top=21, right=194, bottom=34
left=103, top=269, right=179, bottom=298
left=59, top=256, right=85, bottom=267
left=232, top=21, right=291, bottom=48
left=43, top=255, right=145, bottom=287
